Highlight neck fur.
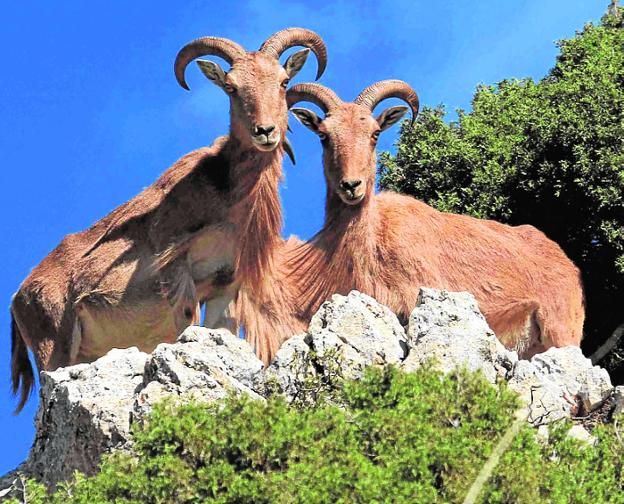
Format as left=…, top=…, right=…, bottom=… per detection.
left=224, top=136, right=284, bottom=298
left=287, top=186, right=378, bottom=319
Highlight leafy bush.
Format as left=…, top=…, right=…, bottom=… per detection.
left=9, top=366, right=624, bottom=503
left=378, top=8, right=624, bottom=371
left=483, top=421, right=624, bottom=503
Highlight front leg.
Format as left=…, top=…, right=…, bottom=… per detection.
left=204, top=283, right=239, bottom=335
left=160, top=256, right=201, bottom=336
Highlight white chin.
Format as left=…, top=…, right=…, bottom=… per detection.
left=339, top=193, right=365, bottom=206
left=252, top=135, right=281, bottom=152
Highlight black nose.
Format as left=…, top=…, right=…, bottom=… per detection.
left=340, top=180, right=362, bottom=193
left=254, top=124, right=276, bottom=136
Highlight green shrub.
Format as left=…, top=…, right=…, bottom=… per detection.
left=378, top=8, right=624, bottom=371
left=9, top=366, right=624, bottom=503
left=483, top=421, right=624, bottom=504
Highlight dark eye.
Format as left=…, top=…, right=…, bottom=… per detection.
left=224, top=83, right=236, bottom=94
left=372, top=130, right=381, bottom=141
left=281, top=79, right=290, bottom=89
left=318, top=132, right=328, bottom=142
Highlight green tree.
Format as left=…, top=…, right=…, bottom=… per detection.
left=379, top=7, right=624, bottom=373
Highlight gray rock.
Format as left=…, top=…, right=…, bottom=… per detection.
left=27, top=347, right=148, bottom=487
left=508, top=347, right=612, bottom=424
left=266, top=292, right=409, bottom=402
left=307, top=291, right=408, bottom=376
left=177, top=327, right=263, bottom=387
left=134, top=327, right=264, bottom=419
left=505, top=359, right=574, bottom=424
left=567, top=424, right=597, bottom=446
left=265, top=292, right=408, bottom=403
left=536, top=424, right=550, bottom=443
left=19, top=328, right=264, bottom=490
left=579, top=374, right=612, bottom=413
left=402, top=288, right=517, bottom=383
left=532, top=346, right=611, bottom=404
left=400, top=289, right=612, bottom=426
left=264, top=334, right=312, bottom=401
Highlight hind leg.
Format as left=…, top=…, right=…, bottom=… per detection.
left=12, top=296, right=73, bottom=372
left=22, top=324, right=73, bottom=372
left=160, top=258, right=202, bottom=337
left=535, top=312, right=582, bottom=352
left=489, top=296, right=583, bottom=359
left=486, top=300, right=543, bottom=359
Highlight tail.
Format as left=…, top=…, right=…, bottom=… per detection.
left=11, top=314, right=34, bottom=414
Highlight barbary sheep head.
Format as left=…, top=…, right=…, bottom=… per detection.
left=288, top=81, right=419, bottom=206
left=175, top=28, right=327, bottom=160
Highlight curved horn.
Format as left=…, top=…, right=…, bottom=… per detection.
left=259, top=28, right=328, bottom=80
left=354, top=80, right=420, bottom=123
left=287, top=83, right=342, bottom=113
left=174, top=37, right=246, bottom=90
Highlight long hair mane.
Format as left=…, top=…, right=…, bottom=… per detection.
left=285, top=189, right=380, bottom=319
left=228, top=143, right=285, bottom=299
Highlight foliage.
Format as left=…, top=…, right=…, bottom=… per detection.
left=378, top=8, right=624, bottom=363
left=9, top=365, right=624, bottom=503
left=262, top=347, right=347, bottom=408
left=482, top=420, right=624, bottom=503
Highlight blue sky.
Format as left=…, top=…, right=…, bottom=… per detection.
left=0, top=0, right=606, bottom=475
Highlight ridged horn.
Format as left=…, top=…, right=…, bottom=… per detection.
left=287, top=83, right=342, bottom=113
left=174, top=37, right=246, bottom=90
left=354, top=80, right=420, bottom=123
left=259, top=28, right=328, bottom=80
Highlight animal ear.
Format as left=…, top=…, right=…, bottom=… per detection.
left=284, top=48, right=310, bottom=78
left=196, top=59, right=227, bottom=89
left=376, top=106, right=409, bottom=131
left=290, top=107, right=321, bottom=132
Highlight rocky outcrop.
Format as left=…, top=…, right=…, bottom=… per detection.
left=2, top=288, right=617, bottom=493
left=402, top=289, right=612, bottom=425
left=29, top=348, right=148, bottom=485
left=134, top=327, right=264, bottom=420
left=266, top=291, right=408, bottom=402
left=402, top=288, right=515, bottom=382
left=32, top=329, right=263, bottom=489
